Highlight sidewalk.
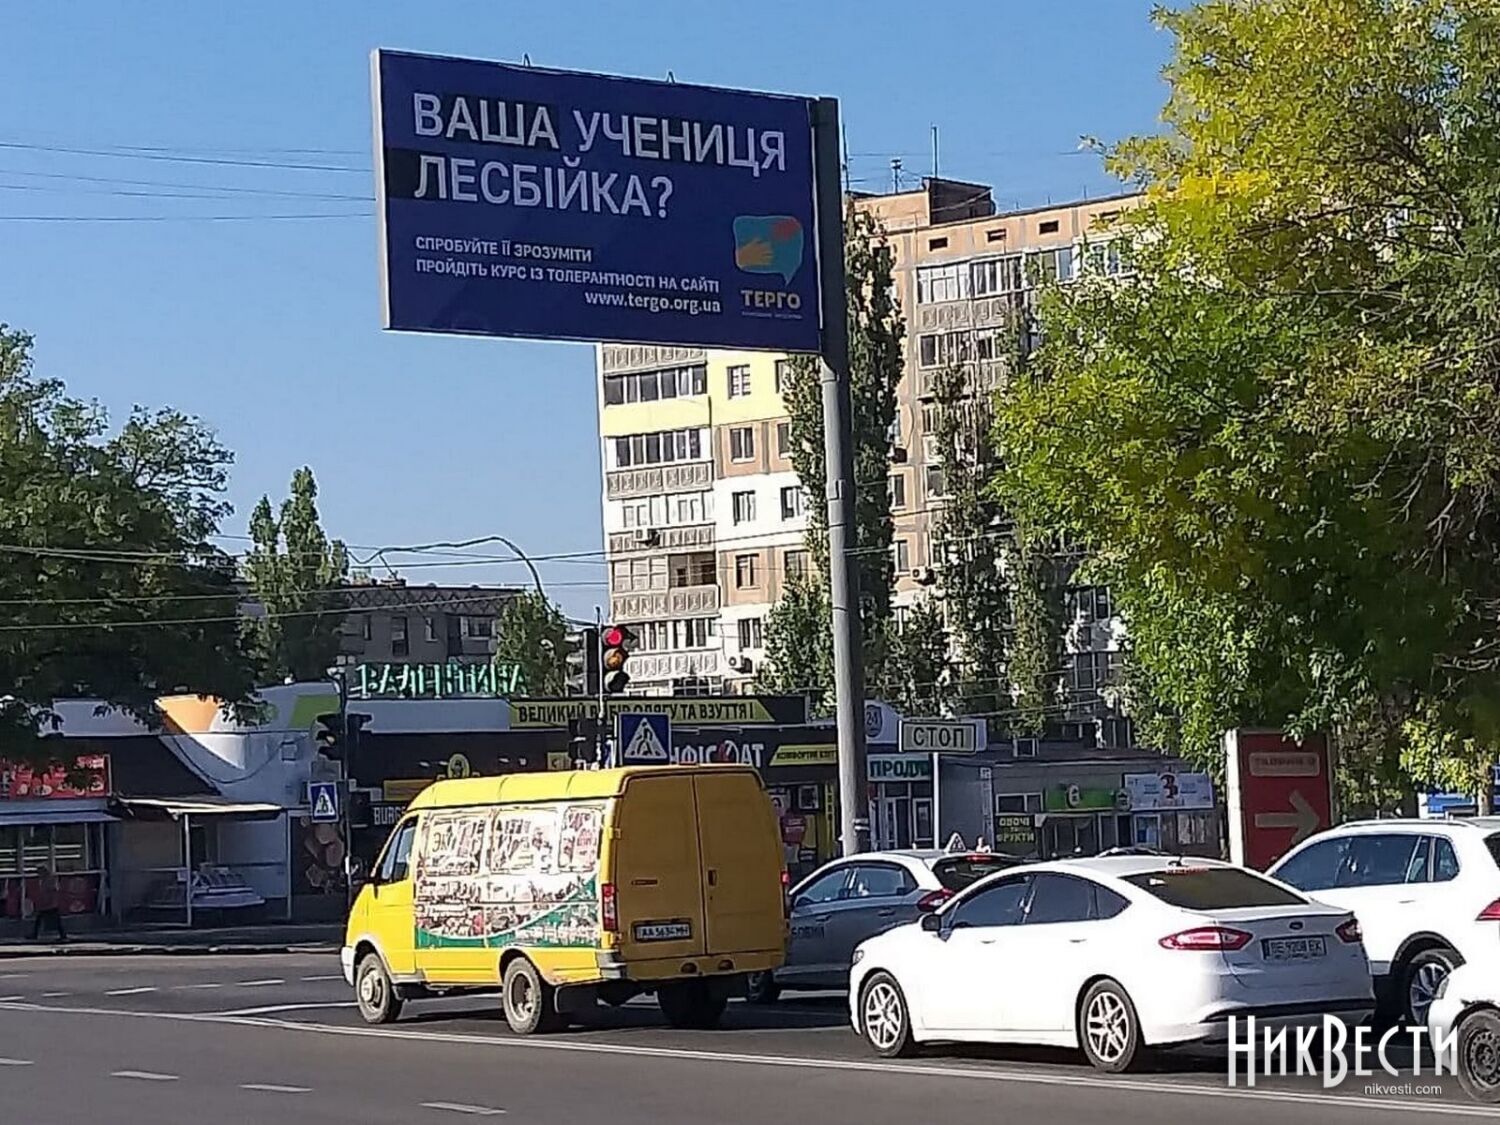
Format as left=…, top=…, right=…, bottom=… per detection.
left=0, top=922, right=343, bottom=958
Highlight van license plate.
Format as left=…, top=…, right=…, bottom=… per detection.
left=1262, top=936, right=1326, bottom=961
left=633, top=921, right=692, bottom=942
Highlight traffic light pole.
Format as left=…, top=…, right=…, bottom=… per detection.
left=813, top=97, right=869, bottom=855
left=595, top=605, right=606, bottom=767
left=333, top=667, right=355, bottom=910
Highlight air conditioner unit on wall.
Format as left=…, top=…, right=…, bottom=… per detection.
left=727, top=654, right=754, bottom=673
left=633, top=527, right=660, bottom=547
left=911, top=566, right=936, bottom=585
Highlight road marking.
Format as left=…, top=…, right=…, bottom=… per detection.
left=216, top=1002, right=355, bottom=1017
left=0, top=1058, right=33, bottom=1066
left=1, top=1001, right=1492, bottom=1120
left=41, top=992, right=70, bottom=998
left=0, top=996, right=22, bottom=1002
left=235, top=979, right=285, bottom=987
left=241, top=1083, right=311, bottom=1094
left=300, top=974, right=342, bottom=982
left=179, top=982, right=222, bottom=990
left=111, top=1070, right=178, bottom=1081
left=105, top=987, right=156, bottom=996
left=421, top=1103, right=506, bottom=1116
left=0, top=973, right=29, bottom=980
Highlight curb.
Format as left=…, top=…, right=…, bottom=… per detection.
left=0, top=942, right=339, bottom=959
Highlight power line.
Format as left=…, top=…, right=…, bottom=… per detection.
left=0, top=140, right=368, bottom=173
left=0, top=212, right=369, bottom=223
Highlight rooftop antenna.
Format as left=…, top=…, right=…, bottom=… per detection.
left=522, top=53, right=533, bottom=67
left=931, top=125, right=939, bottom=179
left=890, top=157, right=902, bottom=193
left=666, top=70, right=676, bottom=83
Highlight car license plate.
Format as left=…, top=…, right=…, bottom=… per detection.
left=1263, top=936, right=1326, bottom=961
left=633, top=920, right=692, bottom=942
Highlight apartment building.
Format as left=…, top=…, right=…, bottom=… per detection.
left=595, top=177, right=1137, bottom=731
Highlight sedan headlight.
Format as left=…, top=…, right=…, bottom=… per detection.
left=851, top=948, right=865, bottom=966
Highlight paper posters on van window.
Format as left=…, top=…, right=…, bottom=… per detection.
left=412, top=801, right=605, bottom=949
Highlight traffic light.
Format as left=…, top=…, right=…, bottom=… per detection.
left=579, top=626, right=601, bottom=697
left=312, top=712, right=372, bottom=761
left=601, top=624, right=637, bottom=694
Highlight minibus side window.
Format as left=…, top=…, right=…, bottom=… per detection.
left=375, top=819, right=417, bottom=884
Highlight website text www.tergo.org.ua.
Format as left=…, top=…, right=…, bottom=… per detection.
left=1227, top=1015, right=1458, bottom=1089
left=584, top=288, right=722, bottom=315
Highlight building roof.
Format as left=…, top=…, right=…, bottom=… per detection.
left=407, top=763, right=761, bottom=810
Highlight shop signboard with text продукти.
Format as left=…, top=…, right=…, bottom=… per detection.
left=372, top=50, right=822, bottom=352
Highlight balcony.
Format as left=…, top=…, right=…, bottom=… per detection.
left=607, top=523, right=714, bottom=556
left=628, top=650, right=721, bottom=680
left=606, top=461, right=714, bottom=500
left=601, top=344, right=706, bottom=375
left=610, top=583, right=720, bottom=622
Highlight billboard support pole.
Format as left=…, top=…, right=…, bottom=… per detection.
left=812, top=96, right=869, bottom=856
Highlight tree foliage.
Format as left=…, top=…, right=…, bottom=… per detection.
left=878, top=598, right=953, bottom=718
left=0, top=325, right=256, bottom=760
left=992, top=0, right=1500, bottom=803
left=763, top=205, right=906, bottom=697
left=242, top=467, right=349, bottom=684
left=756, top=575, right=834, bottom=715
left=491, top=590, right=568, bottom=696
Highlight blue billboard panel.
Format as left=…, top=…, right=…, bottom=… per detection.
left=372, top=50, right=822, bottom=352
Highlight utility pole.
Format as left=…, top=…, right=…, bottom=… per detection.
left=327, top=665, right=355, bottom=910
left=813, top=96, right=869, bottom=855
left=594, top=605, right=606, bottom=768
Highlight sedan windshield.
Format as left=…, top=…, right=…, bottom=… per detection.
left=1122, top=867, right=1305, bottom=910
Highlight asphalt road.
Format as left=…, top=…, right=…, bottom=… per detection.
left=0, top=953, right=1494, bottom=1124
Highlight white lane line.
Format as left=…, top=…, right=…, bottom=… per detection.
left=0, top=1058, right=33, bottom=1066
left=179, top=982, right=222, bottom=990
left=300, top=974, right=342, bottom=982
left=241, top=1083, right=311, bottom=1094
left=0, top=973, right=29, bottom=980
left=0, top=995, right=22, bottom=1002
left=1, top=1001, right=1492, bottom=1120
left=421, top=1103, right=506, bottom=1116
left=41, top=992, right=70, bottom=998
left=111, top=1070, right=178, bottom=1081
left=105, top=987, right=156, bottom=996
left=215, top=1002, right=355, bottom=1017
left=234, top=979, right=285, bottom=987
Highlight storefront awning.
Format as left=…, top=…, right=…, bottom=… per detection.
left=0, top=808, right=118, bottom=826
left=108, top=797, right=285, bottom=821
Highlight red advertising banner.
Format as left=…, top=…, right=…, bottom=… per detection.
left=1225, top=730, right=1333, bottom=870
left=0, top=755, right=111, bottom=800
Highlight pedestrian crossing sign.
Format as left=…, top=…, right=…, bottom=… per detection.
left=617, top=712, right=672, bottom=765
left=310, top=781, right=340, bottom=823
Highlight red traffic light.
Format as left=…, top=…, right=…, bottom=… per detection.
left=603, top=625, right=627, bottom=648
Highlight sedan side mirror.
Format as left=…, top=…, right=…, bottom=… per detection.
left=920, top=912, right=942, bottom=933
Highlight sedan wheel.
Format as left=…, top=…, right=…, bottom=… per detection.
left=1457, top=1009, right=1500, bottom=1104
left=860, top=972, right=916, bottom=1058
left=1079, top=980, right=1143, bottom=1073
left=1405, top=948, right=1459, bottom=1027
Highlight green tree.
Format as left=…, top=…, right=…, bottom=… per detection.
left=0, top=325, right=257, bottom=760
left=1004, top=523, right=1065, bottom=735
left=492, top=590, right=567, bottom=696
left=242, top=467, right=349, bottom=684
left=756, top=575, right=834, bottom=716
left=762, top=206, right=905, bottom=697
left=878, top=599, right=952, bottom=717
left=993, top=0, right=1500, bottom=805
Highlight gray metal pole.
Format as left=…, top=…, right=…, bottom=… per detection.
left=932, top=752, right=941, bottom=846
left=812, top=97, right=869, bottom=855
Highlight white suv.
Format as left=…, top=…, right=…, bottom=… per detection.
left=1269, top=818, right=1500, bottom=1024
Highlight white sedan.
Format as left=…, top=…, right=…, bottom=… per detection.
left=849, top=855, right=1375, bottom=1072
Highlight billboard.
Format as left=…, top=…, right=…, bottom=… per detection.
left=1224, top=729, right=1334, bottom=870
left=372, top=50, right=822, bottom=351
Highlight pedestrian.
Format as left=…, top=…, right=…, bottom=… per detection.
left=30, top=872, right=66, bottom=942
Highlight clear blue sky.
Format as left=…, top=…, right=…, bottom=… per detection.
left=1, top=1, right=1169, bottom=618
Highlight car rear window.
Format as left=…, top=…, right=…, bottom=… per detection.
left=1122, top=867, right=1306, bottom=910
left=932, top=856, right=1018, bottom=891
left=1486, top=834, right=1500, bottom=869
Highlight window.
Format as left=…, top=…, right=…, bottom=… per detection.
left=1084, top=239, right=1131, bottom=277
left=995, top=792, right=1042, bottom=813
left=794, top=866, right=850, bottom=907
left=916, top=263, right=968, bottom=304
left=423, top=616, right=437, bottom=643
left=776, top=422, right=791, bottom=458
left=784, top=549, right=809, bottom=582
left=1125, top=867, right=1305, bottom=909
left=732, top=490, right=755, bottom=524
left=844, top=863, right=917, bottom=899
left=931, top=855, right=1020, bottom=891
left=1486, top=834, right=1500, bottom=870
left=889, top=474, right=907, bottom=510
left=730, top=426, right=755, bottom=462
left=986, top=228, right=1006, bottom=243
left=390, top=616, right=409, bottom=657
left=1038, top=219, right=1060, bottom=234
left=925, top=465, right=947, bottom=499
left=971, top=255, right=1024, bottom=297
left=735, top=554, right=759, bottom=588
left=670, top=553, right=715, bottom=588
left=602, top=364, right=707, bottom=405
left=611, top=427, right=704, bottom=469
left=631, top=617, right=717, bottom=651
left=775, top=358, right=792, bottom=394
left=1436, top=837, right=1461, bottom=881
left=737, top=617, right=764, bottom=650
left=1030, top=246, right=1075, bottom=285
left=1334, top=834, right=1426, bottom=888
left=950, top=875, right=1031, bottom=928
left=50, top=822, right=90, bottom=873
left=1272, top=838, right=1349, bottom=891
left=928, top=236, right=948, bottom=250
left=377, top=819, right=418, bottom=883
left=727, top=364, right=752, bottom=398
left=460, top=615, right=492, bottom=639
left=361, top=614, right=373, bottom=642
left=780, top=486, right=806, bottom=521
left=1093, top=884, right=1130, bottom=919
left=1024, top=874, right=1097, bottom=924
left=893, top=540, right=910, bottom=573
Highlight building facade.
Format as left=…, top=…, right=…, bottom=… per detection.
left=595, top=178, right=1138, bottom=736
left=329, top=579, right=523, bottom=667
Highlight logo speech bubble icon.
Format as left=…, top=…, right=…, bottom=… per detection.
left=733, top=215, right=805, bottom=283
